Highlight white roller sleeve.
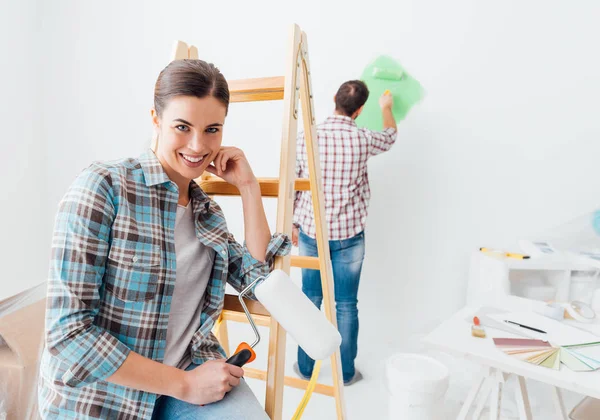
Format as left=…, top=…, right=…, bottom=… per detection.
left=254, top=269, right=342, bottom=360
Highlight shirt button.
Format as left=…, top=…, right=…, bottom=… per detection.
left=132, top=255, right=138, bottom=262
left=221, top=250, right=226, bottom=255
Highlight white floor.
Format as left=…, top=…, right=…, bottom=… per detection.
left=232, top=323, right=585, bottom=419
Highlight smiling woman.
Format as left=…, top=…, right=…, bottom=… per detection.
left=151, top=60, right=228, bottom=203
left=38, top=59, right=291, bottom=420
left=152, top=94, right=226, bottom=204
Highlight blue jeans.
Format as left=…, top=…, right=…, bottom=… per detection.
left=297, top=229, right=365, bottom=383
left=151, top=363, right=268, bottom=420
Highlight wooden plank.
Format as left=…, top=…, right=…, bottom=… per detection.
left=188, top=45, right=198, bottom=59
left=172, top=40, right=189, bottom=60
left=213, top=314, right=230, bottom=356
left=283, top=377, right=334, bottom=398
left=223, top=294, right=271, bottom=317
left=197, top=177, right=310, bottom=197
left=221, top=311, right=271, bottom=327
left=294, top=178, right=311, bottom=192
left=299, top=30, right=346, bottom=419
left=228, top=76, right=285, bottom=102
left=264, top=24, right=303, bottom=420
left=291, top=255, right=320, bottom=270
left=244, top=368, right=335, bottom=397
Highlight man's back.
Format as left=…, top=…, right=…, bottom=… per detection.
left=292, top=79, right=398, bottom=386
left=294, top=115, right=397, bottom=240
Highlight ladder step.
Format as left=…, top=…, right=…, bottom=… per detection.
left=244, top=368, right=335, bottom=397
left=291, top=256, right=320, bottom=270
left=198, top=177, right=310, bottom=197
left=221, top=295, right=271, bottom=326
left=228, top=76, right=285, bottom=102
left=223, top=294, right=270, bottom=316
left=221, top=310, right=271, bottom=327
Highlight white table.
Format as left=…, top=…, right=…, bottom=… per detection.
left=423, top=296, right=600, bottom=420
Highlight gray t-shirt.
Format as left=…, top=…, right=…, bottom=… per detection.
left=163, top=200, right=215, bottom=369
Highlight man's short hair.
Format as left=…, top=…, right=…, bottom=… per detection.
left=335, top=80, right=369, bottom=117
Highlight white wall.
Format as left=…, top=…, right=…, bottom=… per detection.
left=362, top=0, right=600, bottom=345
left=0, top=0, right=48, bottom=300
left=31, top=0, right=600, bottom=351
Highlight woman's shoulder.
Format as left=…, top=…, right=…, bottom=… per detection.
left=81, top=155, right=144, bottom=180
left=72, top=156, right=143, bottom=193
left=87, top=156, right=140, bottom=175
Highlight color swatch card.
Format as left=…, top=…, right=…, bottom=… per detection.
left=493, top=338, right=600, bottom=371
left=562, top=343, right=600, bottom=370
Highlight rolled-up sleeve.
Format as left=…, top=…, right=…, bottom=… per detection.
left=362, top=127, right=398, bottom=157
left=46, top=167, right=130, bottom=388
left=226, top=232, right=291, bottom=296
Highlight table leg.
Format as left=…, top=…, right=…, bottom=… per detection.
left=457, top=368, right=489, bottom=420
left=473, top=378, right=492, bottom=420
left=551, top=386, right=568, bottom=420
left=489, top=369, right=503, bottom=420
left=515, top=376, right=533, bottom=420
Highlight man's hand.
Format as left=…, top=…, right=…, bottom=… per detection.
left=379, top=92, right=393, bottom=110
left=379, top=91, right=397, bottom=130
left=292, top=225, right=299, bottom=247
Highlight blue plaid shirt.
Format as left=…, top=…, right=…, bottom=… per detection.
left=38, top=150, right=290, bottom=419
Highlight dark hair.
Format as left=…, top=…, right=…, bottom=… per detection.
left=334, top=80, right=369, bottom=116
left=154, top=59, right=230, bottom=117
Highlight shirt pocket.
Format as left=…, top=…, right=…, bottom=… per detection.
left=104, top=239, right=161, bottom=302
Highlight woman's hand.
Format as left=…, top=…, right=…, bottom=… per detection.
left=178, top=359, right=244, bottom=405
left=205, top=147, right=257, bottom=189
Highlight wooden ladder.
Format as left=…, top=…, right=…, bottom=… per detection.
left=171, top=24, right=346, bottom=420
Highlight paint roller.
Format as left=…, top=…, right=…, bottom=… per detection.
left=225, top=269, right=342, bottom=367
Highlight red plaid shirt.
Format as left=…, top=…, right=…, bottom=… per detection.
left=294, top=115, right=397, bottom=240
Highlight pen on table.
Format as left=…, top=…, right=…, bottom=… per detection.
left=504, top=320, right=546, bottom=334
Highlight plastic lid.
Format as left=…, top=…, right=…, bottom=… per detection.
left=387, top=354, right=449, bottom=381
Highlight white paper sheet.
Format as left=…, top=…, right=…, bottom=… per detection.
left=488, top=312, right=600, bottom=346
